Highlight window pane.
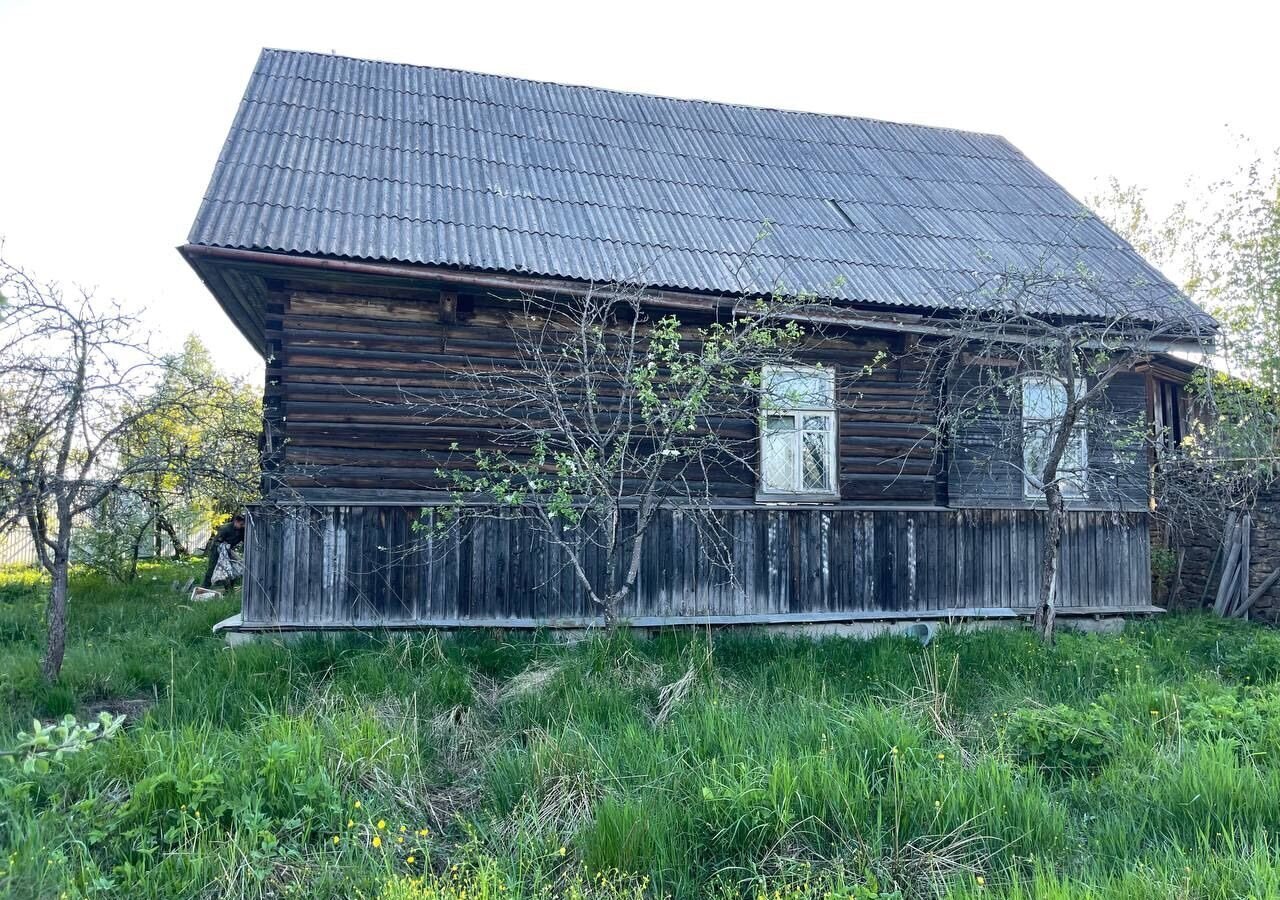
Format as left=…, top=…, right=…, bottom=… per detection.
left=1022, top=421, right=1054, bottom=489
left=1022, top=378, right=1066, bottom=420
left=763, top=366, right=834, bottom=409
left=762, top=421, right=796, bottom=491
left=801, top=429, right=831, bottom=491
left=1061, top=425, right=1088, bottom=497
left=1023, top=422, right=1088, bottom=497
left=802, top=414, right=829, bottom=431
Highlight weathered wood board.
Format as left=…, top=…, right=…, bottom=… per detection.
left=241, top=505, right=1152, bottom=627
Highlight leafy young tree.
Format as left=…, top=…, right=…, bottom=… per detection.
left=74, top=492, right=157, bottom=583
left=1186, top=153, right=1280, bottom=399
left=1093, top=150, right=1280, bottom=460
left=116, top=334, right=261, bottom=563
left=408, top=284, right=831, bottom=626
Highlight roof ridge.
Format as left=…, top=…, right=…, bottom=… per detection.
left=257, top=47, right=1017, bottom=148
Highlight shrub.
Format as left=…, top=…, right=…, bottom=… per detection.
left=1004, top=703, right=1116, bottom=776
left=1151, top=545, right=1179, bottom=599
left=1181, top=687, right=1280, bottom=760
left=73, top=499, right=155, bottom=583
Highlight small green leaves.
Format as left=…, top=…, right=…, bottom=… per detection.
left=1, top=711, right=125, bottom=774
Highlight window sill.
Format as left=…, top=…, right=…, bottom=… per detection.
left=755, top=491, right=842, bottom=505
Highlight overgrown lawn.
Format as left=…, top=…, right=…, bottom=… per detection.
left=2, top=562, right=1280, bottom=898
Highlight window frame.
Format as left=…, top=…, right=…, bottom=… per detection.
left=1021, top=375, right=1089, bottom=500
left=756, top=364, right=840, bottom=501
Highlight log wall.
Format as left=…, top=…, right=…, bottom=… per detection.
left=947, top=369, right=1150, bottom=509
left=265, top=287, right=941, bottom=504
left=240, top=504, right=1153, bottom=627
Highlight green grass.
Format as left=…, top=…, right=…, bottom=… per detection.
left=3, top=563, right=1280, bottom=898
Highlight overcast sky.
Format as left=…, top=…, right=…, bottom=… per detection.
left=2, top=0, right=1276, bottom=379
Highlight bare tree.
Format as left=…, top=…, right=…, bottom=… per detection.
left=913, top=255, right=1214, bottom=640
left=0, top=256, right=255, bottom=679
left=392, top=282, right=852, bottom=626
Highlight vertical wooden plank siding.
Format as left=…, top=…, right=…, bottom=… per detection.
left=241, top=506, right=1153, bottom=627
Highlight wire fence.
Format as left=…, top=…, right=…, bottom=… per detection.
left=0, top=527, right=40, bottom=567
left=0, top=520, right=212, bottom=569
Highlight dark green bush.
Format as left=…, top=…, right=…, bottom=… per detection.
left=1004, top=703, right=1116, bottom=776
left=1181, top=687, right=1280, bottom=760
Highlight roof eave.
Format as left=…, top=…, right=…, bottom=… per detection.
left=179, top=244, right=268, bottom=358
left=180, top=243, right=1217, bottom=357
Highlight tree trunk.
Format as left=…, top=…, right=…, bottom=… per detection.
left=157, top=514, right=188, bottom=557
left=1034, top=482, right=1065, bottom=643
left=42, top=550, right=71, bottom=681
left=128, top=536, right=142, bottom=581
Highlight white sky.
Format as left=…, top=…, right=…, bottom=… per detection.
left=2, top=0, right=1277, bottom=381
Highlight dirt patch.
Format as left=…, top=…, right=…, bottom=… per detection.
left=83, top=696, right=154, bottom=724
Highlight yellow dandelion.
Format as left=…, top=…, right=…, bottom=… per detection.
left=936, top=752, right=945, bottom=760
left=418, top=828, right=430, bottom=837
left=347, top=818, right=354, bottom=828
left=1150, top=709, right=1160, bottom=716
left=558, top=846, right=567, bottom=857
left=398, top=836, right=405, bottom=844
left=976, top=875, right=985, bottom=886
left=407, top=856, right=416, bottom=864
left=377, top=819, right=387, bottom=830
left=400, top=825, right=407, bottom=832
left=354, top=800, right=362, bottom=809
left=332, top=835, right=340, bottom=845
left=372, top=835, right=382, bottom=849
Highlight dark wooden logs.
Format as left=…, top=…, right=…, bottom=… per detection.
left=272, top=288, right=943, bottom=503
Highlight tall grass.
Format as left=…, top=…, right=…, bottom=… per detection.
left=2, top=562, right=1280, bottom=897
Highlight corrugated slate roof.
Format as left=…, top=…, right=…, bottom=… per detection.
left=188, top=48, right=1204, bottom=323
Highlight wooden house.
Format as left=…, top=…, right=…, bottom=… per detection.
left=182, top=49, right=1209, bottom=636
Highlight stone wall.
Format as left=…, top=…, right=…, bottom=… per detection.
left=1161, top=485, right=1280, bottom=623
left=1244, top=487, right=1280, bottom=622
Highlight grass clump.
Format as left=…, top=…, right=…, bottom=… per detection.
left=1002, top=703, right=1116, bottom=777
left=4, top=563, right=1280, bottom=897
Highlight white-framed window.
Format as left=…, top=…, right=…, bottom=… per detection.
left=759, top=365, right=838, bottom=496
left=1022, top=376, right=1088, bottom=498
